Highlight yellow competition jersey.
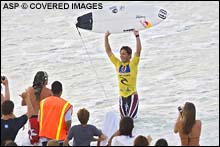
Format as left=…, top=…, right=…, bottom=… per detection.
left=110, top=54, right=140, bottom=97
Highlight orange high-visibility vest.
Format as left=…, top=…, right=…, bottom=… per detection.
left=39, top=96, right=72, bottom=140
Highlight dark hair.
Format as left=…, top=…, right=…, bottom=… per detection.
left=1, top=76, right=6, bottom=82
left=134, top=135, right=149, bottom=146
left=51, top=81, right=62, bottom=95
left=1, top=100, right=14, bottom=115
left=33, top=71, right=48, bottom=100
left=119, top=117, right=134, bottom=137
left=155, top=138, right=168, bottom=146
left=182, top=102, right=196, bottom=134
left=77, top=108, right=89, bottom=125
left=120, top=46, right=132, bottom=56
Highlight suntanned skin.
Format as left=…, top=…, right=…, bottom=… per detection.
left=2, top=89, right=34, bottom=120
left=174, top=113, right=202, bottom=146
left=20, top=81, right=52, bottom=115
left=105, top=29, right=142, bottom=60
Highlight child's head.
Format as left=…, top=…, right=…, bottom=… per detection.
left=155, top=138, right=168, bottom=146
left=4, top=140, right=18, bottom=146
left=77, top=108, right=89, bottom=125
left=119, top=116, right=134, bottom=137
left=46, top=140, right=59, bottom=146
left=1, top=100, right=14, bottom=115
left=134, top=135, right=149, bottom=146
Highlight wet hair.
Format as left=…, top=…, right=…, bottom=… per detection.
left=134, top=135, right=149, bottom=146
left=33, top=71, right=48, bottom=100
left=120, top=46, right=132, bottom=56
left=1, top=100, right=14, bottom=115
left=77, top=108, right=89, bottom=125
left=155, top=138, right=168, bottom=146
left=119, top=116, right=134, bottom=137
left=182, top=102, right=196, bottom=134
left=51, top=81, right=62, bottom=95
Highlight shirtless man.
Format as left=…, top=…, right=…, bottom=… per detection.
left=20, top=71, right=52, bottom=145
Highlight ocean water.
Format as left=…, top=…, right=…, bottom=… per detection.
left=1, top=1, right=219, bottom=146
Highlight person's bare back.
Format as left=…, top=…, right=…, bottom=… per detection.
left=20, top=71, right=52, bottom=115
left=19, top=71, right=52, bottom=145
left=21, top=86, right=51, bottom=115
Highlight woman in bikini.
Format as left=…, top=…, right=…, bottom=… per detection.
left=174, top=102, right=202, bottom=146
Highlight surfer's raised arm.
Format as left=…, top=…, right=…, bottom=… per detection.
left=133, top=30, right=142, bottom=57
left=105, top=31, right=113, bottom=57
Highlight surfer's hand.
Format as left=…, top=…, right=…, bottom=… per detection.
left=1, top=76, right=8, bottom=86
left=105, top=31, right=111, bottom=37
left=133, top=29, right=139, bottom=37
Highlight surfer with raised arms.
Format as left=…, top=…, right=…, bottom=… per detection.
left=105, top=30, right=142, bottom=119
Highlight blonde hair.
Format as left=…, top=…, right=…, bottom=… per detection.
left=46, top=140, right=59, bottom=146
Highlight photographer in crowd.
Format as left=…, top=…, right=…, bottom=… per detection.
left=174, top=102, right=202, bottom=146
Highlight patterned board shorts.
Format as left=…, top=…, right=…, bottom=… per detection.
left=119, top=93, right=139, bottom=119
left=28, top=115, right=40, bottom=145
